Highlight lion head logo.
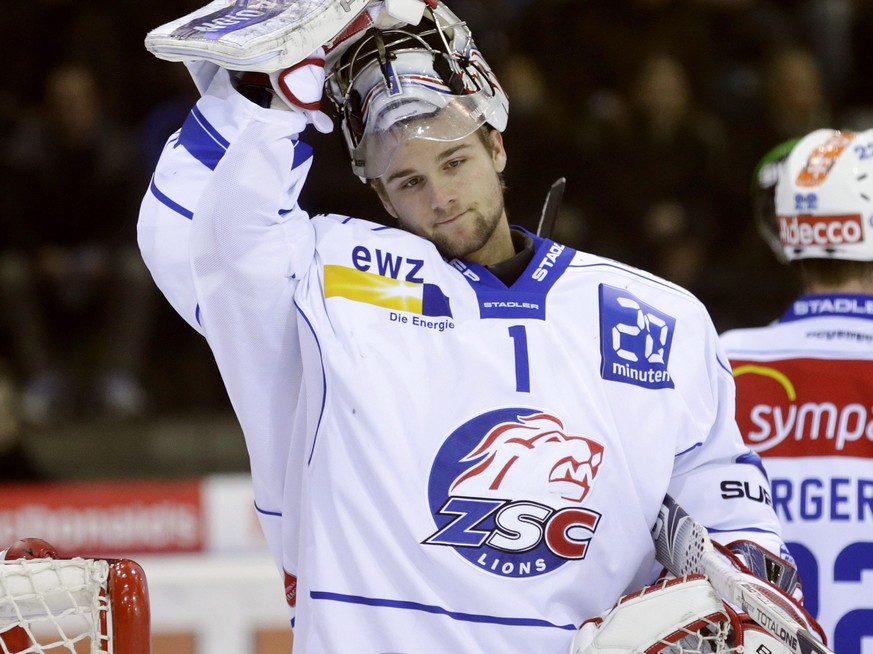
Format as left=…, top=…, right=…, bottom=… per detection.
left=449, top=412, right=604, bottom=506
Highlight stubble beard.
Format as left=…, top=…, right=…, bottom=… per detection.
left=427, top=189, right=506, bottom=262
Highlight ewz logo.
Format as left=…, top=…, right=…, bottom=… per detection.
left=598, top=285, right=676, bottom=390
left=424, top=410, right=604, bottom=578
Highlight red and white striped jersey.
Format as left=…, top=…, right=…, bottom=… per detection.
left=721, top=295, right=873, bottom=654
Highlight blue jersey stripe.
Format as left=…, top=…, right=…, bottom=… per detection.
left=708, top=526, right=780, bottom=537
left=736, top=449, right=769, bottom=479
left=717, top=356, right=733, bottom=377
left=675, top=442, right=703, bottom=457
left=191, top=106, right=229, bottom=147
left=310, top=591, right=577, bottom=630
left=176, top=107, right=228, bottom=171
left=569, top=261, right=698, bottom=301
left=254, top=501, right=282, bottom=517
left=291, top=139, right=313, bottom=171
left=295, top=300, right=328, bottom=466
left=149, top=176, right=193, bottom=220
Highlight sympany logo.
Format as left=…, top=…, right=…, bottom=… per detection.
left=734, top=364, right=873, bottom=453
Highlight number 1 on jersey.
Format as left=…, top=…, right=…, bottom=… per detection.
left=509, top=325, right=531, bottom=393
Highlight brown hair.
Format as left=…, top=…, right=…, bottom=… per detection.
left=794, top=258, right=873, bottom=290
left=368, top=124, right=502, bottom=193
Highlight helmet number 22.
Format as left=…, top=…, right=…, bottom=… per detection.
left=854, top=142, right=873, bottom=160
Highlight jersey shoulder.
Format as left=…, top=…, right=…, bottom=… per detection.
left=722, top=314, right=873, bottom=360
left=312, top=213, right=416, bottom=242
left=567, top=249, right=709, bottom=316
left=719, top=321, right=786, bottom=354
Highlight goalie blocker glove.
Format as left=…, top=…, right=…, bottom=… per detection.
left=143, top=0, right=373, bottom=72
left=146, top=1, right=429, bottom=133
left=714, top=540, right=825, bottom=645
left=144, top=0, right=431, bottom=72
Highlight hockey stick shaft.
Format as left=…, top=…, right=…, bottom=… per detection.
left=652, top=495, right=834, bottom=654
left=536, top=177, right=566, bottom=239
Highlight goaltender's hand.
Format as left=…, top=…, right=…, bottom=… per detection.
left=268, top=49, right=333, bottom=133
left=233, top=49, right=332, bottom=133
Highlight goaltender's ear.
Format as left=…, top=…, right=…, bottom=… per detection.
left=489, top=129, right=507, bottom=174
left=370, top=179, right=398, bottom=219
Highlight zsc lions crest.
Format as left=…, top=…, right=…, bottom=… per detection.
left=425, top=409, right=604, bottom=578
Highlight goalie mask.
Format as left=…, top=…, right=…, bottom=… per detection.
left=324, top=1, right=509, bottom=179
left=766, top=128, right=873, bottom=262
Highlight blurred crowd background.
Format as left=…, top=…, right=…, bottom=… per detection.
left=1, top=0, right=872, bottom=481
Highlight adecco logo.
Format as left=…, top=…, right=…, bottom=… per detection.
left=778, top=213, right=864, bottom=247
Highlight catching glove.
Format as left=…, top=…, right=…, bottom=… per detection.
left=570, top=575, right=794, bottom=654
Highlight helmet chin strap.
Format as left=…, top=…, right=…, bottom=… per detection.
left=374, top=34, right=402, bottom=93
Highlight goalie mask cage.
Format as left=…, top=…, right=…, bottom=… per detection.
left=0, top=557, right=150, bottom=654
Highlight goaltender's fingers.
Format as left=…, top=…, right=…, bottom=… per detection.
left=269, top=49, right=333, bottom=133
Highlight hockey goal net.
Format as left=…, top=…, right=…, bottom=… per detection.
left=0, top=543, right=150, bottom=654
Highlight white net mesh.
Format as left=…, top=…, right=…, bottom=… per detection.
left=654, top=612, right=740, bottom=654
left=603, top=576, right=742, bottom=654
left=0, top=558, right=111, bottom=654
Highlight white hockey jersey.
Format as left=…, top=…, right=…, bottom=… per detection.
left=139, top=69, right=786, bottom=653
left=721, top=296, right=873, bottom=654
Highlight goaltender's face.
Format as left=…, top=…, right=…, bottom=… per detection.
left=373, top=128, right=513, bottom=265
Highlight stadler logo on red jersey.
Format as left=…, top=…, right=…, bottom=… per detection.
left=777, top=214, right=864, bottom=247
left=424, top=409, right=604, bottom=578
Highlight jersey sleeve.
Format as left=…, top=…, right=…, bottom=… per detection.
left=667, top=309, right=786, bottom=556
left=137, top=126, right=205, bottom=334
left=137, top=67, right=315, bottom=330
left=136, top=67, right=320, bottom=578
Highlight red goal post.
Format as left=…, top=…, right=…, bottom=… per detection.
left=0, top=539, right=150, bottom=654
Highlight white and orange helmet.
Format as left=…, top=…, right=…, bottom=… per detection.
left=769, top=128, right=873, bottom=262
left=324, top=1, right=509, bottom=179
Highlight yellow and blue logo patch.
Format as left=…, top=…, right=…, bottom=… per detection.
left=324, top=265, right=452, bottom=318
